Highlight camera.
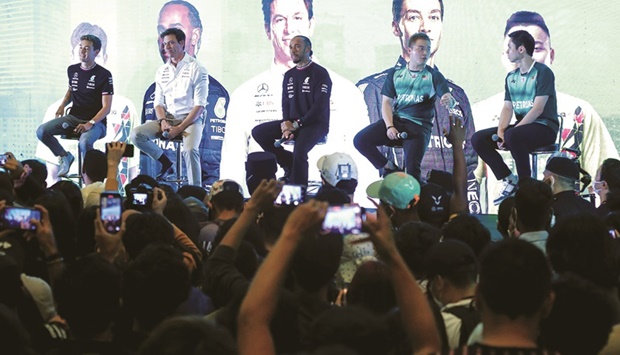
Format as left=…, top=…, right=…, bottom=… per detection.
left=0, top=207, right=41, bottom=231
left=126, top=183, right=154, bottom=211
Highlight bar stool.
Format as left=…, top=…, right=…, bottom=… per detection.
left=60, top=131, right=83, bottom=187
left=160, top=135, right=188, bottom=190
left=529, top=116, right=563, bottom=179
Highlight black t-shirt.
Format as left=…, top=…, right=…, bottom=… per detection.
left=67, top=63, right=114, bottom=125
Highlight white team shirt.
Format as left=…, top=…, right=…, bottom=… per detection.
left=154, top=53, right=209, bottom=116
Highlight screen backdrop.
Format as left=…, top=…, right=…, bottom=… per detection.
left=1, top=0, right=618, bottom=164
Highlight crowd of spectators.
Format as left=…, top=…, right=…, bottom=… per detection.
left=2, top=128, right=620, bottom=355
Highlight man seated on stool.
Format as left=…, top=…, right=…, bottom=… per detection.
left=471, top=30, right=558, bottom=205
left=36, top=34, right=113, bottom=178
left=354, top=32, right=454, bottom=182
left=131, top=27, right=208, bottom=186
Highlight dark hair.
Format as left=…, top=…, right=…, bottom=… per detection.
left=600, top=158, right=620, bottom=189
left=514, top=178, right=553, bottom=231
left=20, top=159, right=47, bottom=188
left=139, top=316, right=236, bottom=355
left=547, top=213, right=618, bottom=289
left=0, top=254, right=22, bottom=309
left=161, top=185, right=201, bottom=242
left=210, top=191, right=244, bottom=214
left=504, top=11, right=550, bottom=37
left=291, top=233, right=343, bottom=293
left=122, top=212, right=175, bottom=260
left=80, top=34, right=102, bottom=52
left=394, top=221, right=441, bottom=279
left=177, top=185, right=207, bottom=202
left=55, top=254, right=121, bottom=339
left=34, top=190, right=77, bottom=262
left=497, top=196, right=515, bottom=239
left=262, top=0, right=314, bottom=31
left=442, top=214, right=491, bottom=257
left=314, top=186, right=351, bottom=205
left=541, top=273, right=616, bottom=355
left=294, top=35, right=313, bottom=57
left=307, top=306, right=390, bottom=355
left=123, top=245, right=190, bottom=331
left=346, top=261, right=396, bottom=314
left=49, top=180, right=84, bottom=221
left=160, top=27, right=186, bottom=44
left=0, top=303, right=37, bottom=355
left=508, top=30, right=535, bottom=57
left=392, top=0, right=444, bottom=23
left=478, top=238, right=551, bottom=319
left=75, top=205, right=98, bottom=258
left=407, top=32, right=431, bottom=48
left=72, top=23, right=107, bottom=54
left=83, top=149, right=107, bottom=182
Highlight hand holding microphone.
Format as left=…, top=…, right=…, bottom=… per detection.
left=492, top=132, right=506, bottom=149
left=275, top=130, right=295, bottom=148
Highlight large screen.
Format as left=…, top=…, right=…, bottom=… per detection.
left=2, top=0, right=618, bottom=199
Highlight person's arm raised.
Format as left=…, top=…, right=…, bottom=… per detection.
left=365, top=198, right=441, bottom=354
left=237, top=199, right=328, bottom=355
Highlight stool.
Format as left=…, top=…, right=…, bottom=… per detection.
left=60, top=131, right=83, bottom=187
left=530, top=143, right=559, bottom=179
left=161, top=135, right=188, bottom=189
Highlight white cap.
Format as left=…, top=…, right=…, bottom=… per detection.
left=316, top=152, right=359, bottom=187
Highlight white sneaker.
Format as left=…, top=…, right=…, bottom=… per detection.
left=57, top=152, right=75, bottom=177
left=493, top=178, right=518, bottom=205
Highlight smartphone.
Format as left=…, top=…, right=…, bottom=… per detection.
left=0, top=154, right=7, bottom=167
left=0, top=206, right=41, bottom=231
left=322, top=204, right=364, bottom=235
left=106, top=143, right=135, bottom=157
left=100, top=192, right=122, bottom=233
left=275, top=184, right=306, bottom=206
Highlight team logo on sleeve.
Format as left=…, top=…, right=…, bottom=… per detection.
left=321, top=84, right=329, bottom=93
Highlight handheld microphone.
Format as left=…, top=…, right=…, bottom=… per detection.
left=491, top=134, right=502, bottom=142
left=162, top=130, right=170, bottom=139
left=396, top=131, right=408, bottom=139
left=274, top=137, right=288, bottom=148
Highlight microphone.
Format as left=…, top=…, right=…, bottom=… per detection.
left=274, top=136, right=288, bottom=148
left=492, top=134, right=502, bottom=142
left=396, top=131, right=408, bottom=139
left=162, top=130, right=170, bottom=139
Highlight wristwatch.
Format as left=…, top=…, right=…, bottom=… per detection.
left=88, top=119, right=96, bottom=125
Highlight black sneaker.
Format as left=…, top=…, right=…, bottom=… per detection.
left=156, top=160, right=174, bottom=180
left=278, top=166, right=292, bottom=183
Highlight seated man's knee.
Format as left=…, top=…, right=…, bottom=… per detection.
left=36, top=125, right=46, bottom=140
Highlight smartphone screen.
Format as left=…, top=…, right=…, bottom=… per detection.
left=275, top=184, right=306, bottom=206
left=132, top=193, right=149, bottom=206
left=1, top=207, right=41, bottom=231
left=100, top=192, right=122, bottom=233
left=0, top=154, right=7, bottom=166
left=322, top=204, right=363, bottom=235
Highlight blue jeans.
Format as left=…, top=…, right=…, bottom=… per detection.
left=36, top=114, right=106, bottom=157
left=354, top=116, right=432, bottom=182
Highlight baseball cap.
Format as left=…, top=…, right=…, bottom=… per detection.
left=425, top=240, right=477, bottom=278
left=545, top=157, right=579, bottom=181
left=317, top=152, right=359, bottom=187
left=417, top=183, right=450, bottom=227
left=208, top=179, right=243, bottom=202
left=366, top=172, right=421, bottom=210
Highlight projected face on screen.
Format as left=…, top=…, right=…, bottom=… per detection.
left=157, top=1, right=203, bottom=62
left=393, top=0, right=443, bottom=61
left=502, top=24, right=555, bottom=71
left=70, top=22, right=108, bottom=65
left=264, top=0, right=315, bottom=67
